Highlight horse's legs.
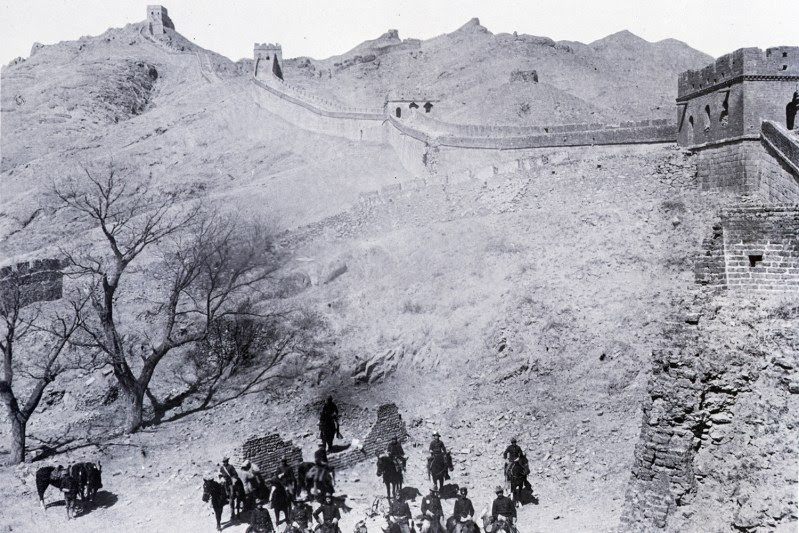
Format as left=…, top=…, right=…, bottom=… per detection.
left=385, top=480, right=392, bottom=500
left=214, top=504, right=223, bottom=531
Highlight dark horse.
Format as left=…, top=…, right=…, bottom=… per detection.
left=35, top=466, right=78, bottom=518
left=70, top=462, right=103, bottom=503
left=319, top=416, right=337, bottom=452
left=267, top=478, right=291, bottom=525
left=427, top=453, right=451, bottom=492
left=446, top=516, right=481, bottom=533
left=202, top=478, right=228, bottom=532
left=376, top=455, right=403, bottom=500
left=297, top=462, right=334, bottom=500
left=507, top=461, right=527, bottom=505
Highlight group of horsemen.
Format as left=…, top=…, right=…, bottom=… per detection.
left=208, top=397, right=528, bottom=532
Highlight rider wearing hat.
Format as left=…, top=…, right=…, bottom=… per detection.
left=314, top=440, right=329, bottom=467
left=289, top=496, right=313, bottom=530
left=387, top=436, right=407, bottom=471
left=429, top=431, right=447, bottom=457
left=503, top=438, right=524, bottom=480
left=491, top=486, right=516, bottom=526
left=453, top=486, right=475, bottom=520
left=388, top=496, right=413, bottom=533
left=421, top=486, right=444, bottom=528
left=313, top=493, right=341, bottom=532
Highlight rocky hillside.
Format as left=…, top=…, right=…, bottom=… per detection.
left=283, top=21, right=712, bottom=125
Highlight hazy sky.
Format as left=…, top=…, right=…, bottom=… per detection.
left=1, top=0, right=797, bottom=66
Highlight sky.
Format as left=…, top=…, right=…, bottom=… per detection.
left=0, top=0, right=797, bottom=66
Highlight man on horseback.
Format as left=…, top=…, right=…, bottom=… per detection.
left=319, top=396, right=340, bottom=452
left=315, top=441, right=329, bottom=467
left=490, top=487, right=516, bottom=530
left=387, top=436, right=406, bottom=472
left=313, top=493, right=341, bottom=533
left=421, top=486, right=444, bottom=531
left=503, top=438, right=531, bottom=491
left=240, top=460, right=259, bottom=514
left=388, top=496, right=412, bottom=533
left=288, top=497, right=313, bottom=532
left=453, top=487, right=475, bottom=520
left=219, top=457, right=241, bottom=519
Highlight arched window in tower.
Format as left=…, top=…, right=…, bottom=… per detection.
left=703, top=105, right=711, bottom=132
left=395, top=107, right=402, bottom=118
left=424, top=102, right=433, bottom=113
left=687, top=116, right=695, bottom=145
left=719, top=93, right=729, bottom=127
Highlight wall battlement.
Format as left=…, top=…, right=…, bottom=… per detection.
left=678, top=47, right=799, bottom=100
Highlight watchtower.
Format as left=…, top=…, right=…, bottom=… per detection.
left=254, top=43, right=283, bottom=80
left=147, top=5, right=175, bottom=35
left=676, top=46, right=799, bottom=147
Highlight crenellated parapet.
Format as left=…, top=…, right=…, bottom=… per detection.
left=254, top=43, right=283, bottom=79
left=676, top=46, right=799, bottom=148
left=146, top=5, right=174, bottom=35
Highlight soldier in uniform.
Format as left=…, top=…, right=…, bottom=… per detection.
left=313, top=493, right=341, bottom=532
left=503, top=438, right=523, bottom=480
left=288, top=497, right=313, bottom=531
left=490, top=486, right=516, bottom=528
left=277, top=458, right=296, bottom=497
left=239, top=460, right=259, bottom=513
left=421, top=486, right=444, bottom=530
left=218, top=456, right=239, bottom=514
left=387, top=436, right=406, bottom=471
left=314, top=440, right=329, bottom=466
left=388, top=496, right=413, bottom=533
left=453, top=486, right=475, bottom=520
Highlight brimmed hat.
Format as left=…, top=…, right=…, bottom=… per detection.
left=432, top=431, right=440, bottom=437
left=459, top=487, right=468, bottom=494
left=495, top=486, right=504, bottom=493
left=222, top=456, right=230, bottom=462
left=242, top=459, right=251, bottom=467
left=511, top=437, right=517, bottom=443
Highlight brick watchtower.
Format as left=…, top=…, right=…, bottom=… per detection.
left=254, top=43, right=283, bottom=80
left=147, top=5, right=175, bottom=35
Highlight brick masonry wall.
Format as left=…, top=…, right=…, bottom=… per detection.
left=695, top=205, right=799, bottom=293
left=0, top=258, right=65, bottom=308
left=234, top=433, right=304, bottom=480
left=234, top=403, right=408, bottom=477
left=694, top=140, right=760, bottom=194
left=722, top=205, right=799, bottom=292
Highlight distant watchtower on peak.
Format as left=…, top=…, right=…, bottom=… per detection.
left=147, top=5, right=175, bottom=35
left=254, top=43, right=283, bottom=80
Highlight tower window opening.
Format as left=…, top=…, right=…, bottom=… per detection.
left=704, top=105, right=711, bottom=132
left=395, top=107, right=402, bottom=118
left=783, top=52, right=788, bottom=57
left=748, top=254, right=763, bottom=267
left=782, top=65, right=788, bottom=70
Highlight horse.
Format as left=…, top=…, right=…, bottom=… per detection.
left=319, top=415, right=337, bottom=452
left=70, top=462, right=103, bottom=503
left=35, top=465, right=77, bottom=512
left=303, top=463, right=334, bottom=500
left=376, top=455, right=403, bottom=500
left=446, top=516, right=481, bottom=533
left=418, top=516, right=445, bottom=533
left=222, top=476, right=246, bottom=520
left=506, top=461, right=527, bottom=505
left=481, top=516, right=515, bottom=533
left=267, top=478, right=292, bottom=525
left=427, top=453, right=450, bottom=492
left=202, top=478, right=228, bottom=532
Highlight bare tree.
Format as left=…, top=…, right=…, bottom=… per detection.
left=55, top=163, right=279, bottom=433
left=0, top=277, right=87, bottom=464
left=146, top=305, right=326, bottom=423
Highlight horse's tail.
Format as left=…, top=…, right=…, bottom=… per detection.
left=35, top=467, right=55, bottom=501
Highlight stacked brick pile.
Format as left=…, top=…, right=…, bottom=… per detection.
left=327, top=403, right=408, bottom=471
left=234, top=433, right=304, bottom=480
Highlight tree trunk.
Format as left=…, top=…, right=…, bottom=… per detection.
left=10, top=413, right=26, bottom=464
left=123, top=386, right=145, bottom=433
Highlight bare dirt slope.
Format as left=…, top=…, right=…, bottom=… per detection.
left=285, top=21, right=712, bottom=126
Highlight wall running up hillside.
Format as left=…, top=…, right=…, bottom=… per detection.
left=0, top=259, right=65, bottom=308
left=250, top=72, right=677, bottom=176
